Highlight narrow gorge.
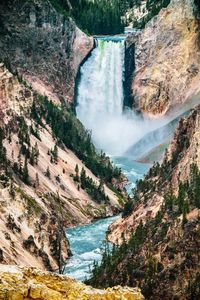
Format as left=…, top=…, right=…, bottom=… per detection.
left=0, top=0, right=200, bottom=299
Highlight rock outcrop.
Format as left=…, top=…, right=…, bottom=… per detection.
left=0, top=0, right=93, bottom=104
left=0, top=265, right=144, bottom=300
left=89, top=105, right=200, bottom=299
left=0, top=61, right=122, bottom=270
left=108, top=104, right=200, bottom=243
left=127, top=0, right=200, bottom=116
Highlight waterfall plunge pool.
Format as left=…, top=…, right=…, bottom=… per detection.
left=64, top=37, right=152, bottom=281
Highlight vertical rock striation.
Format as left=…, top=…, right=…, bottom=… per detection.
left=0, top=0, right=94, bottom=104
left=126, top=0, right=200, bottom=116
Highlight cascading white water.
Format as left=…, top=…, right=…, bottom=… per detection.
left=77, top=38, right=124, bottom=117
left=76, top=38, right=176, bottom=157
left=66, top=38, right=194, bottom=282
left=76, top=38, right=141, bottom=155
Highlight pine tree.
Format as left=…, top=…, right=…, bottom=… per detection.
left=9, top=178, right=15, bottom=199
left=51, top=144, right=58, bottom=163
left=23, top=156, right=29, bottom=184
left=34, top=142, right=39, bottom=165
left=45, top=166, right=51, bottom=179
left=80, top=167, right=86, bottom=188
left=74, top=164, right=79, bottom=182
left=17, top=151, right=22, bottom=174
left=30, top=142, right=40, bottom=165
left=35, top=173, right=39, bottom=188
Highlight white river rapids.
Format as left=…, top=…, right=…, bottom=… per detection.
left=64, top=37, right=175, bottom=281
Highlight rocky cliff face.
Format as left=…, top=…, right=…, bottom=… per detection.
left=108, top=105, right=200, bottom=243
left=0, top=0, right=93, bottom=104
left=0, top=0, right=125, bottom=272
left=127, top=0, right=200, bottom=116
left=0, top=265, right=144, bottom=300
left=0, top=61, right=122, bottom=271
left=92, top=105, right=200, bottom=299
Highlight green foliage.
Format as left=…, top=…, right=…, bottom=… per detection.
left=49, top=0, right=171, bottom=34
left=51, top=143, right=58, bottom=164
left=17, top=116, right=30, bottom=147
left=164, top=194, right=174, bottom=213
left=50, top=0, right=124, bottom=35
left=71, top=0, right=124, bottom=35
left=22, top=155, right=29, bottom=184
left=9, top=178, right=15, bottom=199
left=74, top=164, right=79, bottom=182
left=49, top=0, right=71, bottom=17
left=78, top=167, right=109, bottom=203
left=16, top=187, right=42, bottom=215
left=122, top=199, right=133, bottom=217
left=0, top=127, right=7, bottom=167
left=133, top=0, right=171, bottom=29
left=30, top=142, right=39, bottom=166
left=138, top=0, right=171, bottom=29
left=30, top=95, right=122, bottom=186
left=30, top=124, right=41, bottom=140
left=88, top=220, right=147, bottom=287
left=189, top=164, right=200, bottom=208
left=45, top=166, right=51, bottom=179
left=88, top=164, right=200, bottom=290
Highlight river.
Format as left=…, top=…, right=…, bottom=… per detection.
left=64, top=37, right=161, bottom=281
left=64, top=159, right=149, bottom=281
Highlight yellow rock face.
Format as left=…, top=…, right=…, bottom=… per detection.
left=0, top=265, right=144, bottom=300
left=131, top=0, right=200, bottom=116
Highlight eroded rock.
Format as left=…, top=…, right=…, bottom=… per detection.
left=127, top=0, right=200, bottom=116
left=0, top=265, right=144, bottom=300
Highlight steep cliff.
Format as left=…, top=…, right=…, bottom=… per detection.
left=0, top=0, right=93, bottom=104
left=127, top=0, right=200, bottom=116
left=88, top=105, right=200, bottom=299
left=0, top=59, right=123, bottom=271
left=108, top=105, right=200, bottom=242
left=0, top=265, right=144, bottom=300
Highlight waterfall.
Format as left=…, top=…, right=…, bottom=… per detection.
left=76, top=38, right=135, bottom=155
left=76, top=38, right=173, bottom=157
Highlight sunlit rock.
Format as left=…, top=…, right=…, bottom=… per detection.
left=0, top=265, right=144, bottom=300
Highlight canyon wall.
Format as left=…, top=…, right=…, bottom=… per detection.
left=109, top=104, right=200, bottom=243
left=0, top=0, right=124, bottom=271
left=126, top=0, right=200, bottom=116
left=0, top=0, right=93, bottom=104
left=0, top=61, right=122, bottom=271
left=90, top=104, right=200, bottom=299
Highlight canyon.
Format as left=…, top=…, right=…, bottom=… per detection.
left=0, top=0, right=125, bottom=275
left=90, top=104, right=200, bottom=299
left=1, top=0, right=200, bottom=299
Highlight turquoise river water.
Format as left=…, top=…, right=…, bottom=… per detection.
left=64, top=37, right=151, bottom=281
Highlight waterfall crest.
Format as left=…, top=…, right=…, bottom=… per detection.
left=76, top=38, right=137, bottom=155
left=76, top=38, right=171, bottom=156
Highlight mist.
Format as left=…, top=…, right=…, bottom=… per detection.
left=76, top=38, right=193, bottom=158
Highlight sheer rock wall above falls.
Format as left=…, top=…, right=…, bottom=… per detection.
left=126, top=0, right=200, bottom=116
left=0, top=0, right=94, bottom=104
left=93, top=105, right=200, bottom=299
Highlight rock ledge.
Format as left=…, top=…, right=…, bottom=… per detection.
left=0, top=265, right=144, bottom=300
